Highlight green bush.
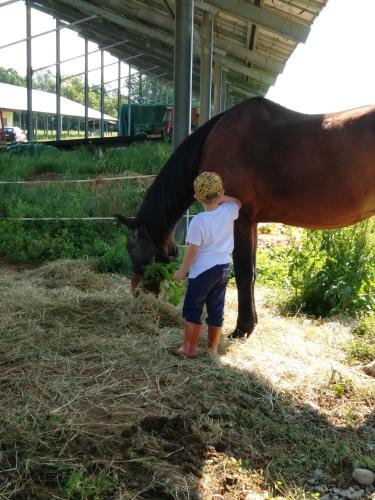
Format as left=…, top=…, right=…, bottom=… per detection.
left=287, top=221, right=375, bottom=316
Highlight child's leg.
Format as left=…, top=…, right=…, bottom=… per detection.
left=174, top=267, right=219, bottom=357
left=206, top=265, right=230, bottom=352
left=174, top=277, right=205, bottom=357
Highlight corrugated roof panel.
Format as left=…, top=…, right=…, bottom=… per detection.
left=27, top=0, right=328, bottom=103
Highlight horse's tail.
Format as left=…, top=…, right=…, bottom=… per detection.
left=138, top=112, right=225, bottom=222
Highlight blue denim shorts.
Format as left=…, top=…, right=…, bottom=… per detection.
left=182, top=264, right=231, bottom=327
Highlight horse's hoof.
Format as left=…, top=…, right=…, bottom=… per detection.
left=228, top=327, right=250, bottom=339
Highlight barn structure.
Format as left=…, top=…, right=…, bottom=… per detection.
left=0, top=82, right=117, bottom=138
left=0, top=0, right=328, bottom=148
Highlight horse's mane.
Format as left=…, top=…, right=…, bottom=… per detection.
left=137, top=113, right=224, bottom=242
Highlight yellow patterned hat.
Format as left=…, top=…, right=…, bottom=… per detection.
left=193, top=172, right=223, bottom=200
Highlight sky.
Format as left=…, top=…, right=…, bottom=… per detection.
left=1, top=0, right=375, bottom=112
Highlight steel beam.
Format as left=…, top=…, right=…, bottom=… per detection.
left=199, top=11, right=213, bottom=125
left=117, top=59, right=121, bottom=134
left=56, top=18, right=62, bottom=140
left=84, top=37, right=89, bottom=139
left=26, top=0, right=33, bottom=141
left=218, top=57, right=275, bottom=86
left=33, top=39, right=129, bottom=73
left=213, top=58, right=221, bottom=116
left=173, top=0, right=194, bottom=149
left=0, top=14, right=97, bottom=51
left=204, top=0, right=309, bottom=42
left=100, top=49, right=104, bottom=137
left=0, top=0, right=22, bottom=7
left=127, top=64, right=132, bottom=136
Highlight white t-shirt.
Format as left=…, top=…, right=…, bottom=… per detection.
left=186, top=202, right=239, bottom=278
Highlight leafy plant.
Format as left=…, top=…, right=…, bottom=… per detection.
left=62, top=469, right=112, bottom=499
left=286, top=221, right=375, bottom=316
left=143, top=260, right=183, bottom=306
left=344, top=315, right=375, bottom=364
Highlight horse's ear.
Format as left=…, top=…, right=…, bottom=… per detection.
left=113, top=214, right=140, bottom=230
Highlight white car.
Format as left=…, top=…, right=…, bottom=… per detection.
left=4, top=126, right=27, bottom=143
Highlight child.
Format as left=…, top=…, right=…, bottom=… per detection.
left=173, top=171, right=241, bottom=357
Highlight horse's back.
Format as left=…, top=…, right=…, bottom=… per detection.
left=200, top=97, right=375, bottom=228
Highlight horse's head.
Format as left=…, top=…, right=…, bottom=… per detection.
left=114, top=214, right=178, bottom=292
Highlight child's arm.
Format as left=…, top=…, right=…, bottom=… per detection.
left=173, top=243, right=200, bottom=282
left=220, top=194, right=242, bottom=208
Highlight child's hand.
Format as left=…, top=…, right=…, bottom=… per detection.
left=173, top=269, right=186, bottom=282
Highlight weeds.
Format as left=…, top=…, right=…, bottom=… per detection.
left=344, top=315, right=375, bottom=364
left=286, top=221, right=375, bottom=317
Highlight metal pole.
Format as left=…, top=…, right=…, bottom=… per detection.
left=0, top=14, right=97, bottom=51
left=127, top=64, right=131, bottom=136
left=117, top=59, right=121, bottom=136
left=220, top=68, right=227, bottom=112
left=172, top=0, right=194, bottom=150
left=56, top=18, right=62, bottom=140
left=213, top=58, right=222, bottom=116
left=199, top=11, right=213, bottom=125
left=84, top=38, right=89, bottom=139
left=26, top=0, right=33, bottom=141
left=100, top=49, right=104, bottom=137
left=139, top=72, right=143, bottom=104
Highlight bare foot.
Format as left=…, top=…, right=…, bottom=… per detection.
left=171, top=347, right=197, bottom=358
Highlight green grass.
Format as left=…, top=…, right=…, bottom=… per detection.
left=344, top=315, right=375, bottom=364
left=0, top=142, right=171, bottom=180
left=0, top=144, right=171, bottom=274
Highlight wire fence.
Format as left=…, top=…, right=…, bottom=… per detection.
left=0, top=171, right=191, bottom=242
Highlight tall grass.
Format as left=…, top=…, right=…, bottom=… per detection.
left=0, top=142, right=171, bottom=180
left=0, top=144, right=171, bottom=273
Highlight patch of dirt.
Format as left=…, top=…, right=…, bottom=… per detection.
left=27, top=171, right=63, bottom=183
left=0, top=259, right=38, bottom=273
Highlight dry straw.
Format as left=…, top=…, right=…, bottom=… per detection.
left=0, top=260, right=373, bottom=499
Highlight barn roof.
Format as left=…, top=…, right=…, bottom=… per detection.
left=30, top=0, right=328, bottom=105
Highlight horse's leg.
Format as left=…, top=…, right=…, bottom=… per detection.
left=230, top=217, right=258, bottom=338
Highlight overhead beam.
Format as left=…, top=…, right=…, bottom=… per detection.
left=58, top=0, right=180, bottom=53
left=218, top=57, right=275, bottom=86
left=202, top=0, right=310, bottom=43
left=214, top=37, right=283, bottom=74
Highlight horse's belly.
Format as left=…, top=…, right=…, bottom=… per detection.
left=258, top=192, right=375, bottom=229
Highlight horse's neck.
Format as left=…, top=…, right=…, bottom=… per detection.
left=138, top=154, right=195, bottom=247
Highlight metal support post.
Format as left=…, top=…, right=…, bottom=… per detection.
left=127, top=64, right=132, bottom=136
left=100, top=49, right=104, bottom=137
left=139, top=73, right=143, bottom=104
left=84, top=38, right=89, bottom=139
left=199, top=11, right=213, bottom=125
left=213, top=58, right=222, bottom=116
left=117, top=59, right=121, bottom=135
left=172, top=0, right=194, bottom=150
left=26, top=0, right=33, bottom=141
left=220, top=68, right=227, bottom=111
left=56, top=18, right=62, bottom=140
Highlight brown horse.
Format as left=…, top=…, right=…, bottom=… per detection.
left=115, top=97, right=375, bottom=337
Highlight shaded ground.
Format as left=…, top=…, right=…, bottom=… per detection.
left=0, top=260, right=373, bottom=499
